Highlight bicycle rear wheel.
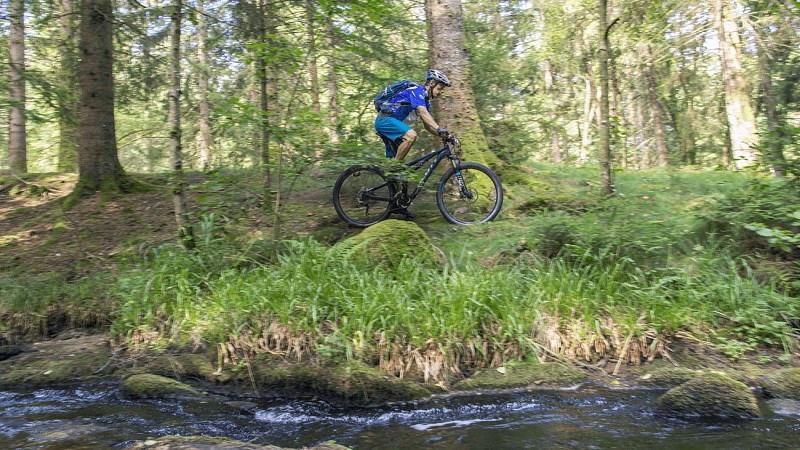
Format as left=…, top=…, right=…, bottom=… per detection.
left=332, top=165, right=396, bottom=228
left=436, top=162, right=503, bottom=225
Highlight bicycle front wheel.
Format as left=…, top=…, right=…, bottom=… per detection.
left=332, top=165, right=396, bottom=228
left=436, top=162, right=503, bottom=225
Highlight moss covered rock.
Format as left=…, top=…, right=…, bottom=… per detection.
left=331, top=219, right=441, bottom=270
left=0, top=339, right=110, bottom=386
left=121, top=374, right=202, bottom=400
left=638, top=367, right=701, bottom=389
left=453, top=360, right=585, bottom=391
left=762, top=368, right=800, bottom=400
left=139, top=353, right=218, bottom=381
left=243, top=357, right=430, bottom=405
left=654, top=372, right=760, bottom=419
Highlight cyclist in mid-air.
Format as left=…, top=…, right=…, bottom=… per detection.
left=375, top=69, right=452, bottom=161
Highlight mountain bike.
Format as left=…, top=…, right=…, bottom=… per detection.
left=332, top=134, right=503, bottom=228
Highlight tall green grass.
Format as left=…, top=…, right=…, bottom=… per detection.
left=112, top=234, right=799, bottom=378
left=0, top=273, right=115, bottom=340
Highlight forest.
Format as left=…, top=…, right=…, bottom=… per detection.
left=2, top=0, right=800, bottom=439
left=2, top=0, right=797, bottom=178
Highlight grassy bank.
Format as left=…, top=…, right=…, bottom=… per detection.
left=2, top=165, right=799, bottom=381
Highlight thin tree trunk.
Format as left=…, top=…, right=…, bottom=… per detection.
left=9, top=0, right=27, bottom=173
left=635, top=94, right=649, bottom=169
left=644, top=45, right=668, bottom=167
left=425, top=0, right=496, bottom=166
left=197, top=0, right=212, bottom=171
left=306, top=0, right=320, bottom=116
left=306, top=0, right=324, bottom=160
left=599, top=0, right=613, bottom=197
left=759, top=45, right=785, bottom=177
left=609, top=48, right=625, bottom=164
left=57, top=0, right=79, bottom=172
left=684, top=102, right=698, bottom=165
left=75, top=0, right=129, bottom=195
left=325, top=14, right=339, bottom=145
left=579, top=64, right=596, bottom=163
left=544, top=59, right=562, bottom=163
left=169, top=0, right=194, bottom=249
left=713, top=0, right=758, bottom=169
left=257, top=0, right=272, bottom=197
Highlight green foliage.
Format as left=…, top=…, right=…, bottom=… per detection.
left=697, top=175, right=800, bottom=256
left=0, top=273, right=116, bottom=338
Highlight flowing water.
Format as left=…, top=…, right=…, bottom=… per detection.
left=1, top=383, right=799, bottom=449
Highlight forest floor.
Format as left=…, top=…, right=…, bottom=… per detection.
left=0, top=171, right=353, bottom=277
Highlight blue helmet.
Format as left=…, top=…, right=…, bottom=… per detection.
left=426, top=69, right=451, bottom=87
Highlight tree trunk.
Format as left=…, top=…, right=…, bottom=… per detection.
left=579, top=65, right=596, bottom=163
left=759, top=41, right=785, bottom=177
left=325, top=14, right=340, bottom=145
left=713, top=0, right=758, bottom=169
left=306, top=0, right=321, bottom=116
left=197, top=0, right=212, bottom=171
left=57, top=0, right=79, bottom=173
left=75, top=0, right=129, bottom=194
left=169, top=0, right=195, bottom=249
left=598, top=0, right=614, bottom=197
left=257, top=0, right=272, bottom=198
left=306, top=0, right=323, bottom=160
left=644, top=44, right=669, bottom=167
left=635, top=94, right=648, bottom=169
left=543, top=59, right=562, bottom=163
left=425, top=0, right=496, bottom=166
left=9, top=0, right=27, bottom=173
left=609, top=49, right=625, bottom=164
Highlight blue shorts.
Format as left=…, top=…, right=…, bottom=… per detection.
left=375, top=116, right=411, bottom=158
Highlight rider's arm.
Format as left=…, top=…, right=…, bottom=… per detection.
left=417, top=106, right=442, bottom=136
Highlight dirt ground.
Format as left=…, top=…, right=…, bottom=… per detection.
left=0, top=172, right=345, bottom=278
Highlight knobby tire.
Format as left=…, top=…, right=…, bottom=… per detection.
left=332, top=165, right=396, bottom=228
left=436, top=162, right=503, bottom=225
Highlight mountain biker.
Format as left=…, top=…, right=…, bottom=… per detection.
left=375, top=69, right=451, bottom=161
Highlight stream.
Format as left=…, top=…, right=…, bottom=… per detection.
left=1, top=383, right=799, bottom=449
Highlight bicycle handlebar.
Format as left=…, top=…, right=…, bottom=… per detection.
left=442, top=133, right=461, bottom=156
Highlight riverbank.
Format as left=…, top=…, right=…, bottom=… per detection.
left=2, top=330, right=798, bottom=404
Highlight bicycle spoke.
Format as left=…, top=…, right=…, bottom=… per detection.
left=333, top=166, right=394, bottom=227
left=437, top=163, right=503, bottom=225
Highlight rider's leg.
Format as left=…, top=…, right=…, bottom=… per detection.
left=395, top=129, right=417, bottom=161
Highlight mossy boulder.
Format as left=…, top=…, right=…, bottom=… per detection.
left=242, top=357, right=430, bottom=405
left=453, top=360, right=585, bottom=391
left=331, top=219, right=441, bottom=270
left=0, top=341, right=110, bottom=386
left=654, top=372, right=760, bottom=419
left=638, top=367, right=701, bottom=389
left=139, top=353, right=218, bottom=382
left=762, top=368, right=800, bottom=400
left=121, top=374, right=202, bottom=400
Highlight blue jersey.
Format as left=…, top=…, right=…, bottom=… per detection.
left=388, top=85, right=430, bottom=125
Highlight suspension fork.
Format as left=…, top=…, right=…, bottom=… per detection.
left=448, top=156, right=473, bottom=199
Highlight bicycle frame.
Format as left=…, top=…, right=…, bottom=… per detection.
left=399, top=143, right=460, bottom=202
left=356, top=139, right=461, bottom=207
